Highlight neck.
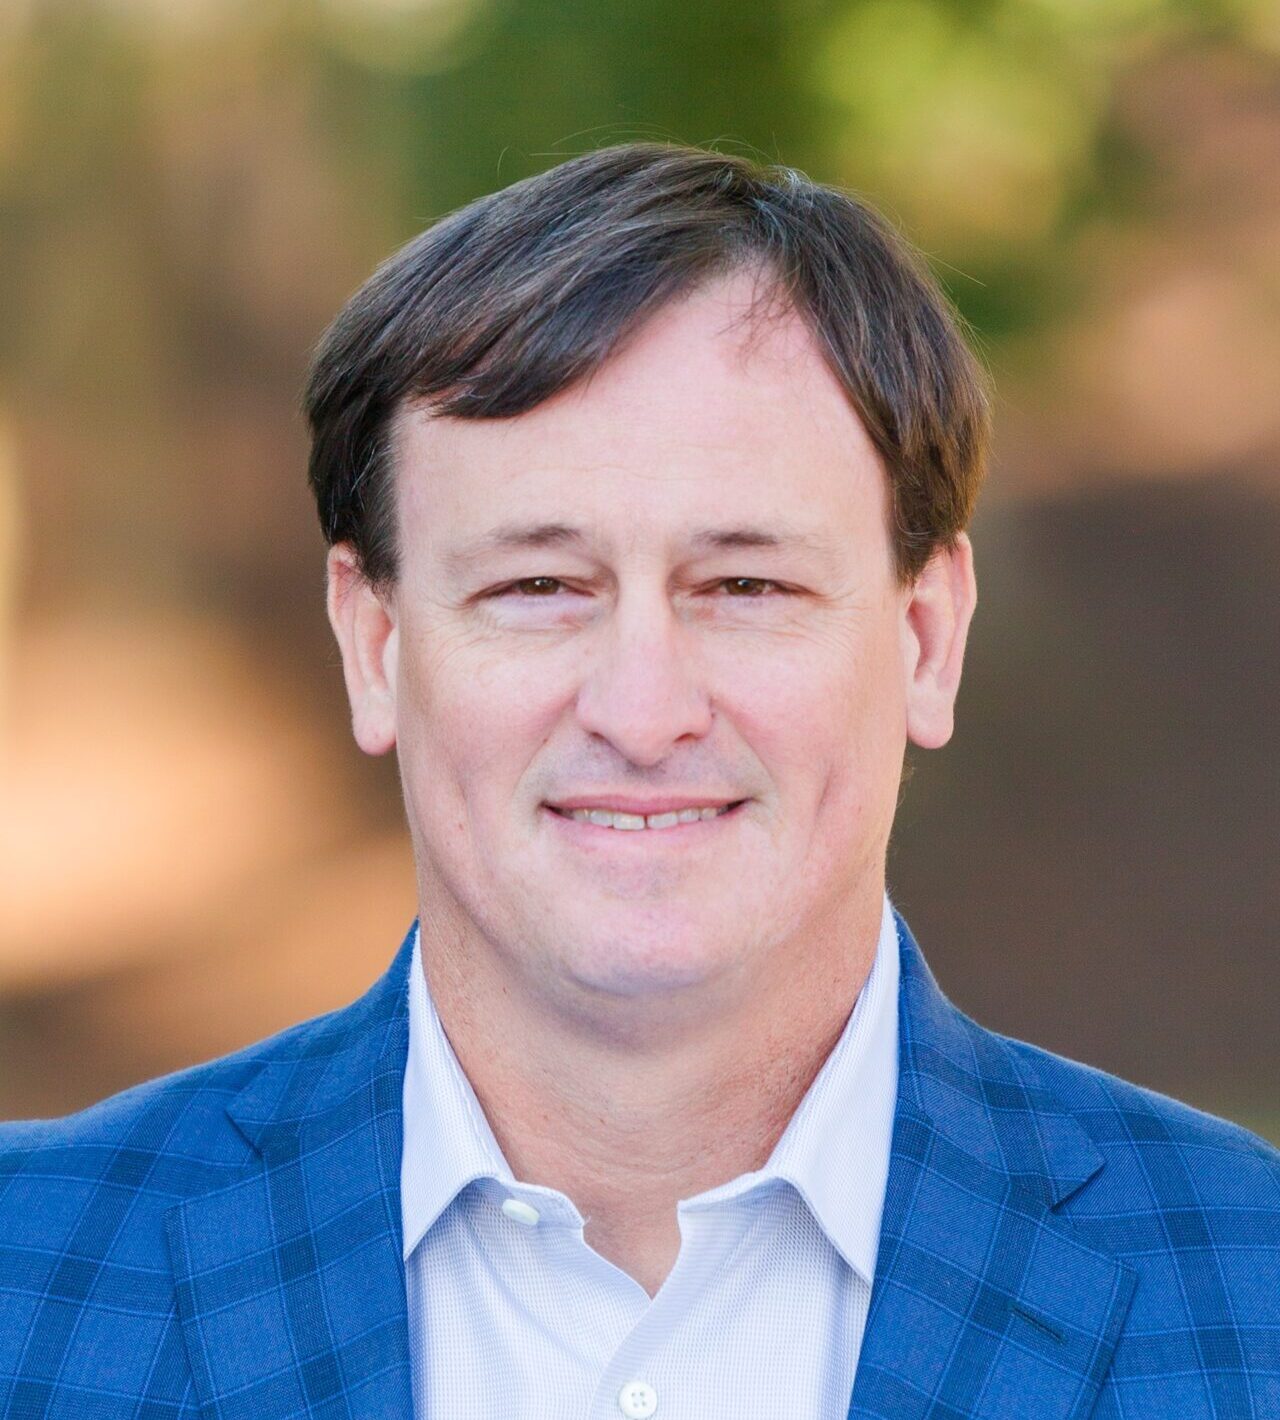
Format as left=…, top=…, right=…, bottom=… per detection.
left=418, top=890, right=884, bottom=1294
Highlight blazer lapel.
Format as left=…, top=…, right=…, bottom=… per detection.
left=166, top=927, right=418, bottom=1419
left=849, top=916, right=1137, bottom=1420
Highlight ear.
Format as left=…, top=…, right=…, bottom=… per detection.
left=326, top=543, right=399, bottom=756
left=901, top=533, right=977, bottom=750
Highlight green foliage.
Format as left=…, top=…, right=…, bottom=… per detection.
left=3, top=0, right=1278, bottom=348
left=302, top=0, right=1279, bottom=337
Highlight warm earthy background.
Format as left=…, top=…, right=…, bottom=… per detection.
left=1, top=0, right=1276, bottom=1137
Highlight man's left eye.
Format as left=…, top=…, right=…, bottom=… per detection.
left=721, top=577, right=780, bottom=596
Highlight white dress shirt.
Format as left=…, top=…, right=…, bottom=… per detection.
left=400, top=894, right=900, bottom=1419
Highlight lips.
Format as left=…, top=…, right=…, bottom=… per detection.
left=545, top=795, right=742, bottom=815
left=544, top=800, right=747, bottom=835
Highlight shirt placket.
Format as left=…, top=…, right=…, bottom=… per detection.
left=585, top=1199, right=761, bottom=1420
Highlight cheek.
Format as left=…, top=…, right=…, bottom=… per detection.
left=713, top=615, right=904, bottom=779
left=397, top=629, right=566, bottom=806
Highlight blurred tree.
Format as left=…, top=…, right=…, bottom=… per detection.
left=303, top=0, right=1280, bottom=338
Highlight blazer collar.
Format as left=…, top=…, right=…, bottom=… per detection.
left=894, top=909, right=1105, bottom=1209
left=223, top=923, right=418, bottom=1159
left=847, top=911, right=1136, bottom=1419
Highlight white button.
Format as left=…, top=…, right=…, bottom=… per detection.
left=500, top=1197, right=540, bottom=1226
left=617, top=1380, right=658, bottom=1417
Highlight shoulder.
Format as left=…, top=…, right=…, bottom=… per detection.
left=995, top=1029, right=1280, bottom=1336
left=0, top=1005, right=347, bottom=1261
left=1006, top=1030, right=1280, bottom=1205
left=0, top=935, right=412, bottom=1395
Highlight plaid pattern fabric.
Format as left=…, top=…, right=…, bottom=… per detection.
left=1, top=913, right=1278, bottom=1418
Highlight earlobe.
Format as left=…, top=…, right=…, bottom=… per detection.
left=902, top=534, right=977, bottom=751
left=326, top=544, right=399, bottom=756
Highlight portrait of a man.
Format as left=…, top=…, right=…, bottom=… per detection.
left=1, top=144, right=1276, bottom=1418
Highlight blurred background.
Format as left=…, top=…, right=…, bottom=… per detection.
left=0, top=0, right=1277, bottom=1134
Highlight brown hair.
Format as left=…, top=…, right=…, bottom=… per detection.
left=304, top=142, right=990, bottom=587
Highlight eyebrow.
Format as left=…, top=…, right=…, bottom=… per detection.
left=445, top=520, right=838, bottom=571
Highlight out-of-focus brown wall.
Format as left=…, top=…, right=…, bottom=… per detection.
left=1, top=0, right=1276, bottom=1138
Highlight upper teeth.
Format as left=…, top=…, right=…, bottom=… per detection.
left=564, top=805, right=732, bottom=830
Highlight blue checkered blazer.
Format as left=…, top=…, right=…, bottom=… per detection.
left=2, top=913, right=1278, bottom=1418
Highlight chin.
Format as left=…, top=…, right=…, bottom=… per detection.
left=558, top=917, right=734, bottom=998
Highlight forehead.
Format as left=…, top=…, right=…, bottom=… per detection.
left=392, top=269, right=889, bottom=562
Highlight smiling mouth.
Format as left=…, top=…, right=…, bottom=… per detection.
left=546, top=802, right=746, bottom=832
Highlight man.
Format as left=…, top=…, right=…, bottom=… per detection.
left=1, top=144, right=1276, bottom=1419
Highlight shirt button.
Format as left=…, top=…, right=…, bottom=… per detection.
left=500, top=1197, right=540, bottom=1226
left=617, top=1380, right=658, bottom=1417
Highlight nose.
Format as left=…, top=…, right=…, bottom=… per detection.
left=573, top=586, right=713, bottom=768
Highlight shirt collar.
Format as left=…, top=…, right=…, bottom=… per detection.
left=401, top=895, right=901, bottom=1283
left=749, top=892, right=900, bottom=1284
left=400, top=925, right=514, bottom=1261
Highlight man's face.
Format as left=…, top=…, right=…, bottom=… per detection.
left=332, top=269, right=973, bottom=1030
